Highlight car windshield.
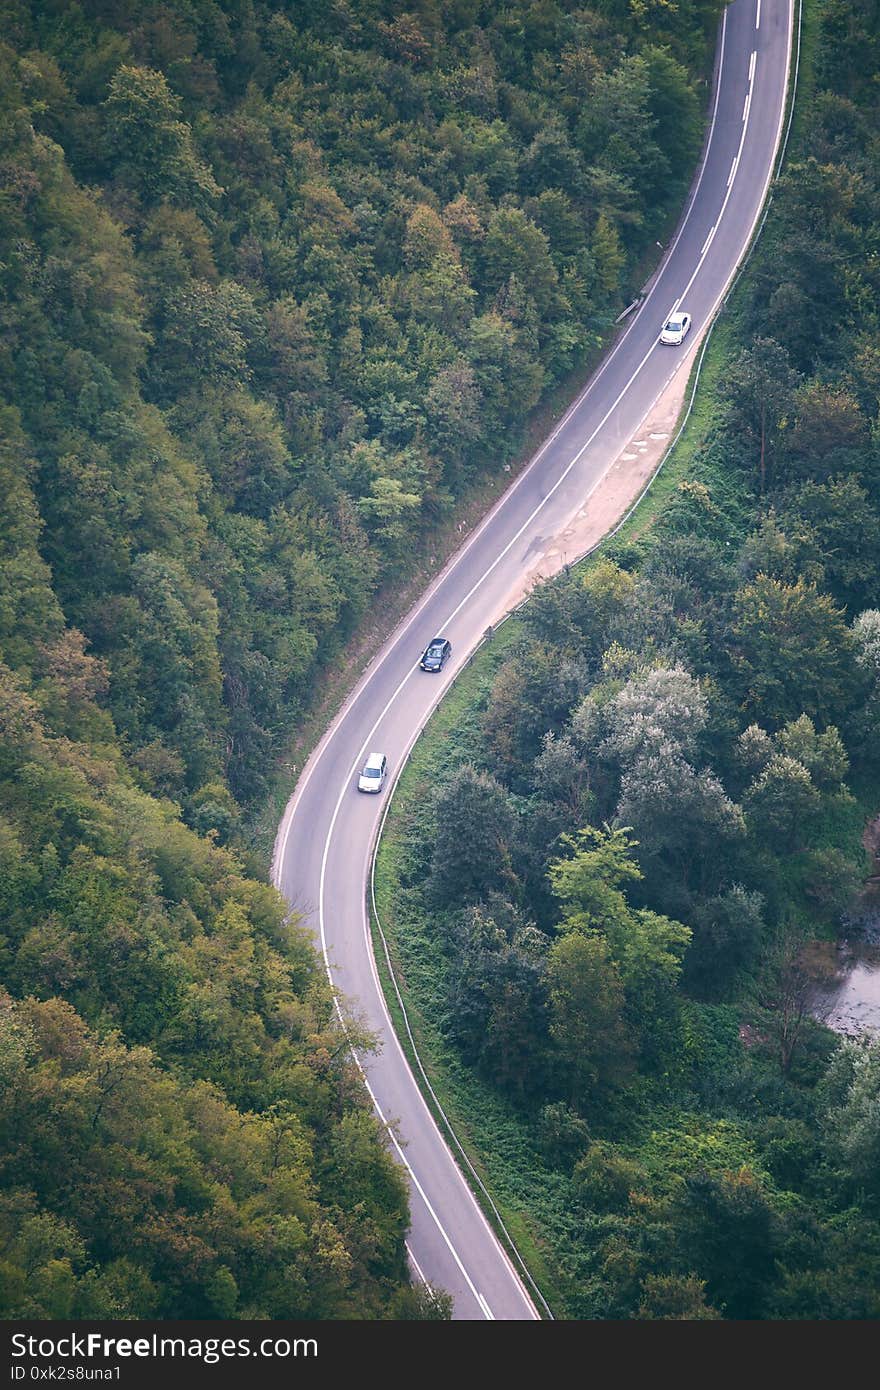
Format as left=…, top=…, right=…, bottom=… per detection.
left=428, top=645, right=444, bottom=657
left=363, top=766, right=380, bottom=777
left=665, top=319, right=682, bottom=331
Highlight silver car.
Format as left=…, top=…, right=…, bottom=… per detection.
left=358, top=751, right=387, bottom=793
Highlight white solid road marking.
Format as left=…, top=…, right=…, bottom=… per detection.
left=406, top=1242, right=429, bottom=1285
left=743, top=90, right=751, bottom=122
left=318, top=714, right=518, bottom=1321
left=345, top=1021, right=498, bottom=1319
left=701, top=224, right=717, bottom=255
left=749, top=48, right=757, bottom=81
left=728, top=154, right=738, bottom=186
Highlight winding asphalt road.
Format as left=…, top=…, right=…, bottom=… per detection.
left=274, top=0, right=794, bottom=1321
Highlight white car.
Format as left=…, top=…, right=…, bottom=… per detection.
left=357, top=751, right=387, bottom=793
left=659, top=311, right=692, bottom=345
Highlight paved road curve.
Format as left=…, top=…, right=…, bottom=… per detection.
left=274, top=0, right=794, bottom=1320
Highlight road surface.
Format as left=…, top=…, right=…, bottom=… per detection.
left=274, top=0, right=795, bottom=1320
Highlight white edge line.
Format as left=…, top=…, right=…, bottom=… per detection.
left=360, top=805, right=538, bottom=1316
left=353, top=1047, right=495, bottom=1319
left=406, top=1242, right=428, bottom=1285
left=319, top=900, right=508, bottom=1318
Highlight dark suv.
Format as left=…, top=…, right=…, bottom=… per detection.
left=419, top=637, right=452, bottom=672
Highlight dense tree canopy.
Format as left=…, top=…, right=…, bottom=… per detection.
left=0, top=657, right=412, bottom=1317
left=0, top=0, right=727, bottom=1317
left=0, top=0, right=716, bottom=808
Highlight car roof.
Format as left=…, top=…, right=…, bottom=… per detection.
left=428, top=636, right=447, bottom=644
left=666, top=312, right=685, bottom=325
left=365, top=751, right=385, bottom=766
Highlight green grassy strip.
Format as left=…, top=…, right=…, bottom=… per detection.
left=786, top=0, right=822, bottom=148
left=368, top=883, right=562, bottom=1309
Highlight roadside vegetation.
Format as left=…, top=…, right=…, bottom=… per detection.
left=375, top=0, right=880, bottom=1318
left=0, top=0, right=723, bottom=1319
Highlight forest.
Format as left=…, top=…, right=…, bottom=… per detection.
left=1, top=0, right=717, bottom=813
left=378, top=0, right=880, bottom=1318
left=0, top=0, right=724, bottom=1319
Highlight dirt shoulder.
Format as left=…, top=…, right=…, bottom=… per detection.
left=498, top=334, right=703, bottom=615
